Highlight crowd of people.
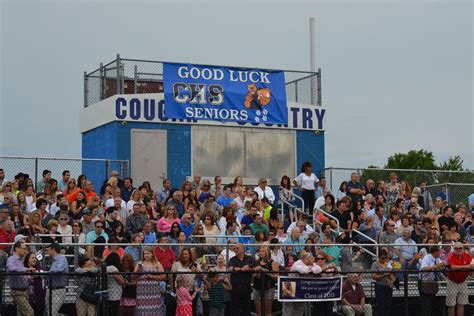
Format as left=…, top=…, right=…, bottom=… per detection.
left=0, top=164, right=473, bottom=316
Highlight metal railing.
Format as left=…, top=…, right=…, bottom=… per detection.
left=84, top=55, right=322, bottom=107
left=351, top=228, right=378, bottom=258
left=314, top=208, right=340, bottom=234
left=280, top=188, right=306, bottom=225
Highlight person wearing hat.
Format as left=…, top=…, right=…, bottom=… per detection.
left=45, top=242, right=68, bottom=316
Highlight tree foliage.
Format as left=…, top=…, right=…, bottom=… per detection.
left=360, top=150, right=473, bottom=188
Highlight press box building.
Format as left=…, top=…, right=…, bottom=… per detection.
left=80, top=56, right=326, bottom=192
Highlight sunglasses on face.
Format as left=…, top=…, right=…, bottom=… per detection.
left=454, top=247, right=463, bottom=251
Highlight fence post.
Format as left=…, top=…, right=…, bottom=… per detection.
left=73, top=236, right=79, bottom=269
left=105, top=160, right=110, bottom=181
left=329, top=167, right=333, bottom=191
left=317, top=68, right=322, bottom=107
left=403, top=270, right=409, bottom=316
left=100, top=263, right=108, bottom=316
left=0, top=271, right=3, bottom=316
left=84, top=71, right=89, bottom=108
left=34, top=157, right=39, bottom=190
left=134, top=65, right=138, bottom=94
left=260, top=272, right=266, bottom=316
left=116, top=54, right=121, bottom=94
left=100, top=62, right=105, bottom=100
left=48, top=274, right=53, bottom=316
left=295, top=81, right=298, bottom=103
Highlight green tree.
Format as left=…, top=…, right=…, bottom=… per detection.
left=385, top=149, right=437, bottom=170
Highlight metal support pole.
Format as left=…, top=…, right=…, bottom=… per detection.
left=295, top=81, right=298, bottom=102
left=73, top=235, right=79, bottom=269
left=84, top=71, right=89, bottom=108
left=317, top=68, right=322, bottom=107
left=309, top=18, right=316, bottom=105
left=34, top=158, right=38, bottom=189
left=330, top=167, right=333, bottom=191
left=260, top=274, right=265, bottom=316
left=134, top=65, right=138, bottom=94
left=48, top=274, right=53, bottom=316
left=116, top=54, right=121, bottom=94
left=403, top=271, right=409, bottom=316
left=105, top=160, right=110, bottom=180
left=100, top=263, right=108, bottom=316
left=100, top=62, right=104, bottom=100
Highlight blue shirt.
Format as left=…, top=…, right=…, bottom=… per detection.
left=125, top=246, right=140, bottom=261
left=180, top=223, right=195, bottom=242
left=124, top=246, right=141, bottom=261
left=86, top=230, right=109, bottom=244
left=217, top=230, right=239, bottom=245
left=283, top=236, right=305, bottom=256
left=144, top=231, right=157, bottom=244
left=216, top=195, right=233, bottom=207
left=49, top=254, right=69, bottom=288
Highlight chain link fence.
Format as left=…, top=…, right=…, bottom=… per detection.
left=84, top=55, right=321, bottom=107
left=0, top=156, right=129, bottom=191
left=322, top=167, right=474, bottom=205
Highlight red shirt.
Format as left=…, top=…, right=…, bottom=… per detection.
left=447, top=252, right=472, bottom=283
left=0, top=228, right=15, bottom=250
left=154, top=247, right=176, bottom=270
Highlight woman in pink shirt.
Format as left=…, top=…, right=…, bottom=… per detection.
left=157, top=205, right=181, bottom=232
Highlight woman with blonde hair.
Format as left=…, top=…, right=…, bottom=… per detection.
left=134, top=246, right=166, bottom=315
left=157, top=205, right=181, bottom=232
left=126, top=189, right=142, bottom=212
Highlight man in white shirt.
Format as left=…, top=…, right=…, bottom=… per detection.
left=287, top=219, right=314, bottom=240
left=105, top=188, right=126, bottom=209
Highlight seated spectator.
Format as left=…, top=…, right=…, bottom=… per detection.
left=330, top=200, right=352, bottom=233
left=167, top=191, right=185, bottom=218
left=179, top=213, right=195, bottom=242
left=320, top=234, right=340, bottom=267
left=394, top=228, right=423, bottom=270
left=104, top=206, right=121, bottom=236
left=199, top=194, right=221, bottom=218
left=283, top=227, right=305, bottom=256
left=239, top=225, right=256, bottom=255
left=102, top=236, right=125, bottom=259
left=125, top=203, right=148, bottom=239
left=41, top=219, right=62, bottom=244
left=138, top=220, right=155, bottom=244
left=124, top=233, right=142, bottom=261
left=220, top=240, right=237, bottom=264
left=86, top=220, right=109, bottom=243
left=249, top=213, right=269, bottom=237
left=202, top=212, right=220, bottom=244
left=218, top=220, right=239, bottom=244
left=0, top=220, right=15, bottom=252
left=287, top=216, right=314, bottom=240
left=378, top=220, right=399, bottom=257
left=253, top=178, right=275, bottom=204
left=157, top=204, right=181, bottom=233
left=396, top=216, right=413, bottom=235
left=341, top=273, right=372, bottom=316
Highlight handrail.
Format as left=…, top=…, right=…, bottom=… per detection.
left=280, top=188, right=306, bottom=226
left=314, top=218, right=339, bottom=235
left=281, top=188, right=305, bottom=213
left=351, top=229, right=378, bottom=258
left=314, top=208, right=340, bottom=233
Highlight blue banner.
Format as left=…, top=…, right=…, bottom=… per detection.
left=278, top=276, right=343, bottom=302
left=163, top=63, right=288, bottom=124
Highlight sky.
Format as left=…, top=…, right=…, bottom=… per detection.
left=1, top=0, right=473, bottom=170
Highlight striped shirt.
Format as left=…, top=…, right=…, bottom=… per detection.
left=208, top=282, right=226, bottom=308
